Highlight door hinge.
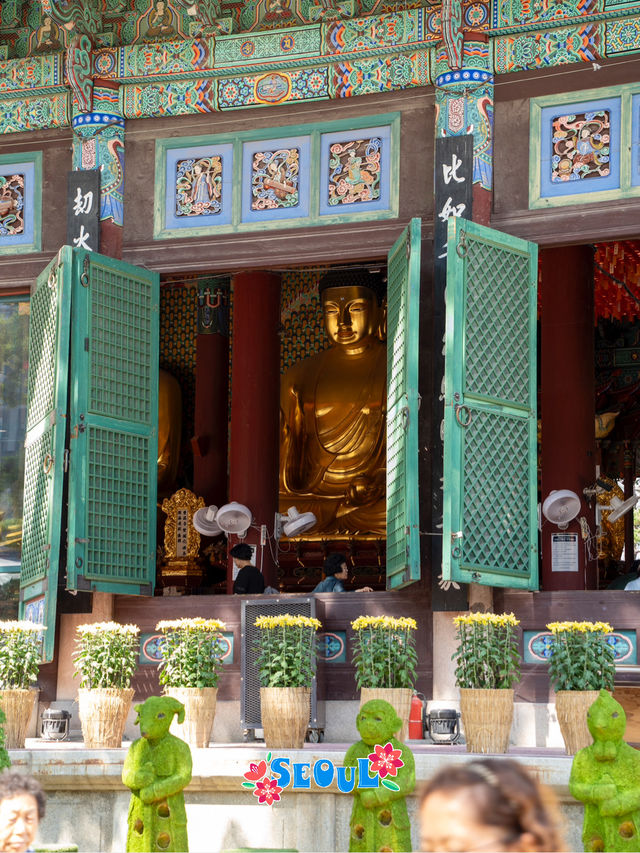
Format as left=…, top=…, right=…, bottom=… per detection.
left=84, top=337, right=89, bottom=352
left=63, top=449, right=70, bottom=472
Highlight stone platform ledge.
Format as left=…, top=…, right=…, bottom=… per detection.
left=10, top=743, right=575, bottom=801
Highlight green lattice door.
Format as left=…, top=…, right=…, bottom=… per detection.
left=20, top=248, right=159, bottom=659
left=442, top=219, right=538, bottom=590
left=20, top=249, right=72, bottom=662
left=386, top=218, right=421, bottom=589
left=66, top=250, right=159, bottom=594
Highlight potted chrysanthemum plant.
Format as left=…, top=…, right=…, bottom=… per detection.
left=0, top=620, right=45, bottom=748
left=452, top=612, right=521, bottom=753
left=547, top=620, right=615, bottom=754
left=254, top=613, right=321, bottom=749
left=351, top=615, right=418, bottom=740
left=73, top=621, right=139, bottom=748
left=156, top=617, right=227, bottom=748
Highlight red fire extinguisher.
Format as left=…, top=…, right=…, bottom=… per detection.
left=408, top=692, right=426, bottom=739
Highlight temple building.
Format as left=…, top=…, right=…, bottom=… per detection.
left=0, top=0, right=640, bottom=846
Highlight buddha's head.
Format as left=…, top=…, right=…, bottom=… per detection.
left=319, top=268, right=385, bottom=349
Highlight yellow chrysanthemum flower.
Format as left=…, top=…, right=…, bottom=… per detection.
left=547, top=620, right=612, bottom=634
left=76, top=621, right=139, bottom=636
left=0, top=621, right=45, bottom=633
left=453, top=612, right=519, bottom=628
left=255, top=614, right=321, bottom=631
left=156, top=618, right=226, bottom=632
left=351, top=616, right=418, bottom=631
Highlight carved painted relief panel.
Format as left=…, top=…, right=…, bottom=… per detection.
left=154, top=115, right=399, bottom=238
left=319, top=124, right=391, bottom=216
left=0, top=151, right=41, bottom=254
left=241, top=134, right=311, bottom=223
left=163, top=143, right=233, bottom=229
left=529, top=87, right=629, bottom=208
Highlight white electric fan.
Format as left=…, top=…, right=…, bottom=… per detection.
left=274, top=506, right=317, bottom=539
left=216, top=502, right=253, bottom=537
left=541, top=490, right=581, bottom=530
left=192, top=505, right=221, bottom=537
left=606, top=494, right=639, bottom=524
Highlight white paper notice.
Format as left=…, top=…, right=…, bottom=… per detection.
left=551, top=532, right=579, bottom=572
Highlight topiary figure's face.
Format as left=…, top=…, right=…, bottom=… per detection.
left=134, top=696, right=183, bottom=742
left=356, top=700, right=401, bottom=746
left=587, top=689, right=626, bottom=742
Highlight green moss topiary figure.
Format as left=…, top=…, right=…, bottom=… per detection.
left=569, top=689, right=640, bottom=852
left=0, top=708, right=12, bottom=770
left=122, top=695, right=193, bottom=853
left=344, top=699, right=415, bottom=853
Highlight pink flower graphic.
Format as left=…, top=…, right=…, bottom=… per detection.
left=244, top=760, right=268, bottom=782
left=253, top=777, right=282, bottom=805
left=368, top=742, right=404, bottom=779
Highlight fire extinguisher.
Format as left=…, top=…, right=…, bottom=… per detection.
left=408, top=692, right=426, bottom=739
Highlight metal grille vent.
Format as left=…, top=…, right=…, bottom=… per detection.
left=21, top=427, right=54, bottom=585
left=26, top=275, right=59, bottom=431
left=86, top=426, right=150, bottom=580
left=241, top=598, right=322, bottom=732
left=462, top=409, right=530, bottom=573
left=464, top=240, right=530, bottom=407
left=89, top=264, right=153, bottom=424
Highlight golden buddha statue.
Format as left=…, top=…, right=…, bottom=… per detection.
left=279, top=269, right=386, bottom=535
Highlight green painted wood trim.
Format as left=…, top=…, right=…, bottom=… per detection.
left=154, top=113, right=400, bottom=239
left=386, top=217, right=422, bottom=590
left=529, top=82, right=640, bottom=210
left=0, top=150, right=42, bottom=255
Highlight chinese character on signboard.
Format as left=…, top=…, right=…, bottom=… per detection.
left=67, top=170, right=100, bottom=253
left=434, top=136, right=473, bottom=274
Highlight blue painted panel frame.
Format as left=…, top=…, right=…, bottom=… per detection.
left=139, top=631, right=235, bottom=665
left=164, top=143, right=234, bottom=230
left=0, top=152, right=42, bottom=254
left=241, top=135, right=311, bottom=223
left=539, top=96, right=621, bottom=198
left=524, top=629, right=637, bottom=665
left=631, top=93, right=640, bottom=187
left=319, top=124, right=392, bottom=217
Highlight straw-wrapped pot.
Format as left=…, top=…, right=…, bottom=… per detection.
left=164, top=686, right=217, bottom=748
left=260, top=687, right=310, bottom=749
left=555, top=690, right=599, bottom=754
left=459, top=688, right=514, bottom=753
left=0, top=688, right=38, bottom=748
left=359, top=687, right=413, bottom=742
left=78, top=687, right=134, bottom=748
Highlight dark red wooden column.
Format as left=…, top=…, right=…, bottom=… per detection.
left=540, top=246, right=596, bottom=590
left=228, top=271, right=281, bottom=590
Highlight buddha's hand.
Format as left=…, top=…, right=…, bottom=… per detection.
left=346, top=476, right=383, bottom=506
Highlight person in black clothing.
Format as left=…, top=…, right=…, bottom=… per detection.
left=231, top=543, right=265, bottom=594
